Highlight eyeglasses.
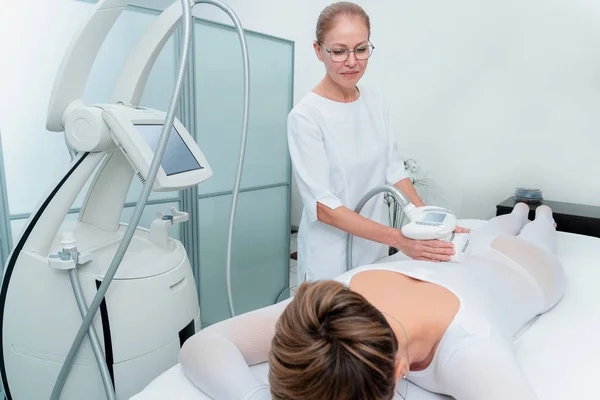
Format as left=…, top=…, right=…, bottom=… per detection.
left=318, top=42, right=375, bottom=63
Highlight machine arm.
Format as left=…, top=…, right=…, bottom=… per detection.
left=78, top=1, right=186, bottom=231
left=46, top=0, right=129, bottom=132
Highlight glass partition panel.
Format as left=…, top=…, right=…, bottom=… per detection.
left=10, top=219, right=27, bottom=246
left=194, top=19, right=293, bottom=196
left=198, top=186, right=289, bottom=327
left=192, top=19, right=293, bottom=326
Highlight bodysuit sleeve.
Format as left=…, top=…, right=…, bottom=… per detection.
left=179, top=298, right=293, bottom=400
left=438, top=334, right=539, bottom=400
left=287, top=107, right=343, bottom=222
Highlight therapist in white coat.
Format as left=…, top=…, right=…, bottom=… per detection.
left=288, top=2, right=468, bottom=284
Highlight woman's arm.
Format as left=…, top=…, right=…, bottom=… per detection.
left=394, top=177, right=425, bottom=207
left=317, top=202, right=455, bottom=262
left=288, top=106, right=454, bottom=262
left=179, top=299, right=292, bottom=400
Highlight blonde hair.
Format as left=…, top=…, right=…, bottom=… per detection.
left=316, top=1, right=371, bottom=43
left=268, top=280, right=398, bottom=400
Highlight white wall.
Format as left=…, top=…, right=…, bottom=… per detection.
left=2, top=0, right=599, bottom=226
left=0, top=0, right=95, bottom=215
left=195, top=0, right=600, bottom=224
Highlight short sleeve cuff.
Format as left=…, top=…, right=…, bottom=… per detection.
left=305, top=194, right=344, bottom=223
left=386, top=168, right=410, bottom=186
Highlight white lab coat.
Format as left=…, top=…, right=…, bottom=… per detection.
left=287, top=85, right=409, bottom=284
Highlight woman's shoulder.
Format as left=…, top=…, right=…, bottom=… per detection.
left=287, top=93, right=324, bottom=135
left=289, top=91, right=326, bottom=121
left=357, top=84, right=387, bottom=107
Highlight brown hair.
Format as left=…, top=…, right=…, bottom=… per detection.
left=268, top=280, right=398, bottom=400
left=315, top=1, right=371, bottom=44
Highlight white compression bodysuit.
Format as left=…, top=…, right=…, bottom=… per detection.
left=180, top=205, right=565, bottom=400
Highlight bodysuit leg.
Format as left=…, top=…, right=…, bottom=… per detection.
left=491, top=205, right=565, bottom=312
left=433, top=206, right=562, bottom=400
left=468, top=203, right=530, bottom=255
left=516, top=205, right=557, bottom=255
left=477, top=202, right=530, bottom=236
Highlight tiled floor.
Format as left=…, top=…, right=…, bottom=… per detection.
left=289, top=232, right=298, bottom=296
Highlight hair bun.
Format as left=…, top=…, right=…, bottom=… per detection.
left=269, top=279, right=398, bottom=400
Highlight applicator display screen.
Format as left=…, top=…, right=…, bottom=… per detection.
left=136, top=124, right=202, bottom=176
left=424, top=212, right=446, bottom=223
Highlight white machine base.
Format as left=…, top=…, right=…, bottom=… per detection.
left=2, top=220, right=200, bottom=399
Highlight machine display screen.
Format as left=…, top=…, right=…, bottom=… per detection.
left=423, top=212, right=446, bottom=223
left=136, top=124, right=202, bottom=176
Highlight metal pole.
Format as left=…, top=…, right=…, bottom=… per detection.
left=177, top=17, right=203, bottom=324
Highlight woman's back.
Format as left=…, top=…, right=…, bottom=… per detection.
left=348, top=268, right=461, bottom=372
left=336, top=243, right=545, bottom=341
